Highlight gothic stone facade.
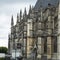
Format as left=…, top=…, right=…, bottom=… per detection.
left=8, top=0, right=60, bottom=60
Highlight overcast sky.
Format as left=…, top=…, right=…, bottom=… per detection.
left=0, top=0, right=37, bottom=48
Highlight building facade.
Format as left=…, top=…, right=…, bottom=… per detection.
left=8, top=0, right=60, bottom=60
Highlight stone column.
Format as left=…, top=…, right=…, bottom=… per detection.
left=37, top=11, right=44, bottom=59
left=47, top=37, right=53, bottom=59
left=37, top=37, right=44, bottom=59
left=47, top=14, right=53, bottom=59
left=57, top=1, right=60, bottom=59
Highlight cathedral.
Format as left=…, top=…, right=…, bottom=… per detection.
left=8, top=0, right=60, bottom=60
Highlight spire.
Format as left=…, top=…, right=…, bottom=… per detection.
left=24, top=7, right=27, bottom=16
left=11, top=15, right=14, bottom=26
left=20, top=10, right=22, bottom=20
left=8, top=34, right=10, bottom=40
left=29, top=5, right=32, bottom=13
left=23, top=8, right=27, bottom=19
left=17, top=13, right=20, bottom=23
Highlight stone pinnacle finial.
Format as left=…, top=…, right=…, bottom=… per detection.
left=11, top=15, right=14, bottom=26
left=20, top=10, right=22, bottom=21
left=17, top=13, right=19, bottom=23
left=29, top=5, right=32, bottom=13
left=24, top=7, right=27, bottom=16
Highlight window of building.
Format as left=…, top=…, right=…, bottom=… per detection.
left=38, top=23, right=41, bottom=29
left=13, top=43, right=15, bottom=49
left=37, top=45, right=41, bottom=54
left=38, top=30, right=42, bottom=34
left=29, top=38, right=33, bottom=46
left=38, top=17, right=41, bottom=21
left=30, top=30, right=33, bottom=37
left=54, top=37, right=57, bottom=53
left=44, top=38, right=47, bottom=53
left=38, top=37, right=41, bottom=44
left=24, top=39, right=26, bottom=47
left=17, top=43, right=21, bottom=49
left=24, top=26, right=27, bottom=31
left=29, top=23, right=32, bottom=30
left=24, top=32, right=27, bottom=37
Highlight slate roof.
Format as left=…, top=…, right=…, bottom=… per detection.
left=34, top=0, right=59, bottom=10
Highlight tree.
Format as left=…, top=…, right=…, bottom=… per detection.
left=0, top=58, right=5, bottom=60
left=0, top=47, right=8, bottom=54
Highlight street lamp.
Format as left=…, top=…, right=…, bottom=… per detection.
left=32, top=45, right=37, bottom=60
left=15, top=42, right=17, bottom=60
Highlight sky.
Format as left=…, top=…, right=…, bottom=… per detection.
left=0, top=0, right=37, bottom=48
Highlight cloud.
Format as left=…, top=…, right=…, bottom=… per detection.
left=0, top=39, right=8, bottom=47
left=0, top=0, right=37, bottom=4
left=0, top=0, right=37, bottom=9
left=0, top=0, right=37, bottom=47
left=0, top=14, right=10, bottom=47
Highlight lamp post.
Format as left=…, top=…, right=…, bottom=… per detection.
left=15, top=42, right=17, bottom=60
left=32, top=45, right=37, bottom=60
